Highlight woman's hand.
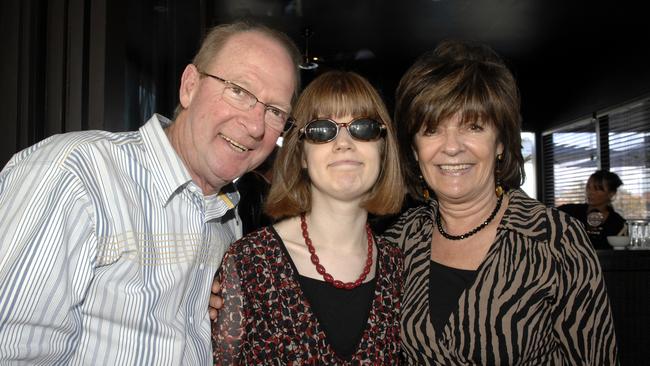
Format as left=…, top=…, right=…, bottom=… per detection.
left=209, top=280, right=223, bottom=321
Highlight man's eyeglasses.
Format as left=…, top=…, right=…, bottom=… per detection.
left=198, top=71, right=294, bottom=133
left=299, top=117, right=386, bottom=144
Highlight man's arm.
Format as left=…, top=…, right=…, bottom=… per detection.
left=0, top=156, right=97, bottom=363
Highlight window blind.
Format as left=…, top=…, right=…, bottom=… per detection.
left=542, top=119, right=598, bottom=206
left=607, top=100, right=650, bottom=219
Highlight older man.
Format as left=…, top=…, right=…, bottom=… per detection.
left=0, top=22, right=299, bottom=364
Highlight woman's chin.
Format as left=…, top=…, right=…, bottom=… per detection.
left=434, top=187, right=493, bottom=204
left=314, top=184, right=372, bottom=203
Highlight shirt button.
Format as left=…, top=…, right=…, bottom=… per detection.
left=188, top=317, right=194, bottom=324
left=199, top=263, right=204, bottom=270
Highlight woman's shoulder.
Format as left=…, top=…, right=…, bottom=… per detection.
left=556, top=203, right=586, bottom=215
left=374, top=236, right=404, bottom=293
left=608, top=207, right=626, bottom=223
left=380, top=203, right=433, bottom=253
left=504, top=191, right=598, bottom=267
left=375, top=235, right=403, bottom=259
left=225, top=226, right=280, bottom=259
left=383, top=203, right=431, bottom=234
left=219, top=226, right=288, bottom=288
left=503, top=190, right=584, bottom=244
left=505, top=189, right=549, bottom=217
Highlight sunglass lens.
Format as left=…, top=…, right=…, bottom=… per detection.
left=349, top=119, right=382, bottom=141
left=305, top=120, right=338, bottom=142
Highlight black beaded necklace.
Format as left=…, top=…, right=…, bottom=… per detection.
left=436, top=193, right=504, bottom=240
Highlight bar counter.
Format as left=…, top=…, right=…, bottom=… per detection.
left=597, top=249, right=650, bottom=365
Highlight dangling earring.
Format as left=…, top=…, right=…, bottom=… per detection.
left=495, top=154, right=504, bottom=197
left=420, top=174, right=430, bottom=200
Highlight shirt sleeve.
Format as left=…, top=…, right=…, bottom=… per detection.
left=553, top=217, right=619, bottom=365
left=212, top=247, right=248, bottom=365
left=0, top=155, right=97, bottom=362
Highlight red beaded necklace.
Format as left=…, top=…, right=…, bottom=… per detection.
left=300, top=213, right=374, bottom=290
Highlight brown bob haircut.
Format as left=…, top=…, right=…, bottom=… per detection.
left=265, top=70, right=405, bottom=219
left=394, top=39, right=525, bottom=201
left=174, top=21, right=302, bottom=118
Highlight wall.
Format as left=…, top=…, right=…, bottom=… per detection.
left=0, top=0, right=205, bottom=168
left=0, top=0, right=108, bottom=167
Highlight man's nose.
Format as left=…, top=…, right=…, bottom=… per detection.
left=244, top=103, right=267, bottom=138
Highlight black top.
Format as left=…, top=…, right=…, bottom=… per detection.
left=279, top=237, right=379, bottom=360
left=429, top=260, right=478, bottom=334
left=297, top=275, right=376, bottom=360
left=557, top=203, right=626, bottom=250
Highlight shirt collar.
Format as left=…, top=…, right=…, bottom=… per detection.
left=498, top=189, right=551, bottom=242
left=205, top=183, right=240, bottom=222
left=140, top=114, right=193, bottom=206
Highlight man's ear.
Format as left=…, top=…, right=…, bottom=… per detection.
left=179, top=64, right=200, bottom=109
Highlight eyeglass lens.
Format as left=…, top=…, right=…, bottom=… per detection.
left=220, top=85, right=290, bottom=132
left=304, top=118, right=383, bottom=143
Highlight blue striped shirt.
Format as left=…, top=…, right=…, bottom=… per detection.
left=0, top=114, right=241, bottom=365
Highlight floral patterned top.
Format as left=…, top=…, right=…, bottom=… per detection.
left=211, top=226, right=403, bottom=365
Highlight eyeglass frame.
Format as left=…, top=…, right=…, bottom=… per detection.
left=198, top=70, right=295, bottom=133
left=299, top=117, right=387, bottom=144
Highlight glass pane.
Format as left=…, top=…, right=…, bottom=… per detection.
left=608, top=100, right=650, bottom=219
left=521, top=132, right=537, bottom=199
left=550, top=125, right=599, bottom=207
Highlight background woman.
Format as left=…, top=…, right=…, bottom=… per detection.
left=211, top=71, right=405, bottom=364
left=384, top=40, right=617, bottom=364
left=558, top=170, right=626, bottom=249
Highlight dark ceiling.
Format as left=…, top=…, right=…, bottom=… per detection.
left=205, top=0, right=650, bottom=131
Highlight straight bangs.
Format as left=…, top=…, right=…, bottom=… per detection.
left=266, top=70, right=404, bottom=218
left=414, top=64, right=509, bottom=134
left=296, top=75, right=385, bottom=125
left=589, top=178, right=606, bottom=191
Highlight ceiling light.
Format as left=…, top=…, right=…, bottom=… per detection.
left=299, top=27, right=319, bottom=70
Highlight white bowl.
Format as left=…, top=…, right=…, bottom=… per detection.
left=607, top=236, right=630, bottom=250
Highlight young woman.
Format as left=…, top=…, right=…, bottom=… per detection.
left=558, top=170, right=626, bottom=249
left=211, top=70, right=405, bottom=364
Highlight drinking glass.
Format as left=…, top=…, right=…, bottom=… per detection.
left=627, top=219, right=650, bottom=250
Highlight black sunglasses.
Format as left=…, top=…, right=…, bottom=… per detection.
left=299, top=117, right=386, bottom=144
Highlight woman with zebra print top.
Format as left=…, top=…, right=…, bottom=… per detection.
left=385, top=39, right=618, bottom=365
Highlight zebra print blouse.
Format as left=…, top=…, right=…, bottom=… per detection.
left=383, top=189, right=618, bottom=365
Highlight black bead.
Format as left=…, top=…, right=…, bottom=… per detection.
left=436, top=194, right=504, bottom=241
